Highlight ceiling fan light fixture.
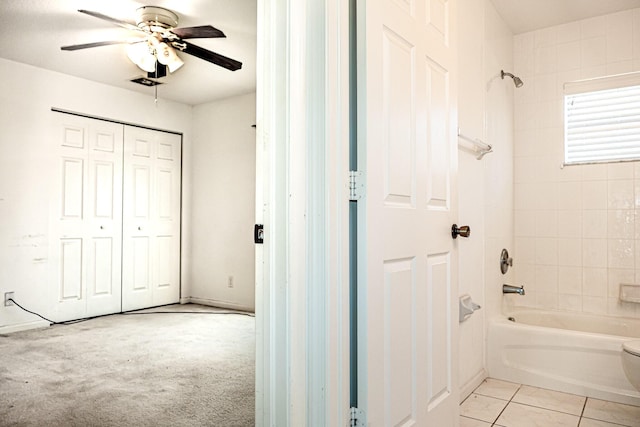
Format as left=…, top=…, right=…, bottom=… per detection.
left=127, top=42, right=157, bottom=73
left=154, top=41, right=184, bottom=73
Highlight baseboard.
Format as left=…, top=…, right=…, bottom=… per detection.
left=186, top=297, right=254, bottom=313
left=0, top=320, right=50, bottom=335
left=460, top=369, right=488, bottom=402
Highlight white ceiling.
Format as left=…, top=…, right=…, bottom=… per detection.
left=0, top=0, right=256, bottom=106
left=491, top=0, right=640, bottom=34
left=2, top=1, right=640, bottom=106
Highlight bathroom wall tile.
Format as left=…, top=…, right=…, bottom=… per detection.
left=515, top=77, right=536, bottom=105
left=583, top=239, right=608, bottom=268
left=558, top=210, right=582, bottom=238
left=460, top=416, right=491, bottom=427
left=557, top=42, right=581, bottom=72
left=474, top=378, right=521, bottom=401
left=537, top=156, right=561, bottom=183
left=606, top=11, right=634, bottom=63
left=608, top=180, right=634, bottom=209
left=515, top=183, right=537, bottom=210
left=535, top=265, right=558, bottom=293
left=536, top=238, right=558, bottom=265
left=581, top=15, right=607, bottom=39
left=633, top=9, right=640, bottom=59
left=558, top=182, right=582, bottom=210
left=608, top=162, right=635, bottom=180
left=583, top=267, right=608, bottom=297
left=582, top=164, right=607, bottom=181
left=608, top=210, right=635, bottom=239
left=515, top=263, right=535, bottom=290
left=607, top=298, right=638, bottom=318
left=535, top=182, right=559, bottom=210
left=557, top=70, right=582, bottom=99
left=535, top=27, right=558, bottom=48
left=512, top=385, right=585, bottom=416
left=559, top=266, right=582, bottom=294
left=557, top=22, right=581, bottom=44
left=608, top=268, right=635, bottom=298
left=516, top=237, right=536, bottom=264
left=460, top=393, right=508, bottom=423
left=581, top=37, right=607, bottom=67
left=515, top=156, right=537, bottom=183
left=495, top=402, right=579, bottom=427
left=583, top=210, right=607, bottom=238
left=535, top=46, right=558, bottom=74
left=633, top=180, right=640, bottom=208
left=558, top=238, right=582, bottom=266
left=582, top=181, right=608, bottom=209
left=581, top=65, right=608, bottom=80
left=515, top=210, right=536, bottom=237
left=607, top=239, right=635, bottom=269
left=559, top=294, right=582, bottom=312
left=582, top=296, right=608, bottom=315
left=536, top=292, right=559, bottom=310
left=514, top=130, right=537, bottom=158
left=583, top=398, right=640, bottom=426
left=536, top=211, right=558, bottom=237
left=538, top=100, right=562, bottom=129
left=538, top=127, right=564, bottom=160
left=606, top=60, right=633, bottom=75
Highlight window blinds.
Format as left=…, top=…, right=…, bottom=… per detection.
left=564, top=72, right=640, bottom=165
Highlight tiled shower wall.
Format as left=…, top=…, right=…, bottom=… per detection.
left=512, top=9, right=640, bottom=318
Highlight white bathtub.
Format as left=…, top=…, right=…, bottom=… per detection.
left=488, top=309, right=640, bottom=406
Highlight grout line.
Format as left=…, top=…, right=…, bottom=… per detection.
left=491, top=383, right=522, bottom=425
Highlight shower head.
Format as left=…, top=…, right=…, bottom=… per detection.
left=501, top=70, right=524, bottom=88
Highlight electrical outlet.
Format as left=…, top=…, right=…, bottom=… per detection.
left=4, top=292, right=15, bottom=307
left=228, top=276, right=234, bottom=288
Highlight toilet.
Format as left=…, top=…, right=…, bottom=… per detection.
left=622, top=340, right=640, bottom=391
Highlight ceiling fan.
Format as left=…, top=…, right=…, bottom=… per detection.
left=61, top=6, right=242, bottom=77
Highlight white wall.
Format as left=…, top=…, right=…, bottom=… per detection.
left=190, top=93, right=256, bottom=311
left=513, top=9, right=640, bottom=319
left=0, top=58, right=193, bottom=332
left=457, top=0, right=514, bottom=399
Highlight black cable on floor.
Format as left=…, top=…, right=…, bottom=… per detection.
left=7, top=298, right=254, bottom=326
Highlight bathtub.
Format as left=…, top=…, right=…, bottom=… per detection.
left=488, top=309, right=640, bottom=406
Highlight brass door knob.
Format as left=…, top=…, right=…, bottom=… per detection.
left=451, top=224, right=471, bottom=239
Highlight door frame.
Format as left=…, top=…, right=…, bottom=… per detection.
left=256, top=0, right=351, bottom=424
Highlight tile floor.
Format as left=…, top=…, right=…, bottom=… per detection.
left=460, top=378, right=640, bottom=427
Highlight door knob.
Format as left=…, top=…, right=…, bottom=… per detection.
left=451, top=224, right=471, bottom=239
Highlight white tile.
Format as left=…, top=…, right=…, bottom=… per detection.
left=583, top=211, right=607, bottom=238
left=557, top=70, right=582, bottom=99
left=579, top=418, right=627, bottom=427
left=535, top=265, right=558, bottom=293
left=515, top=156, right=537, bottom=183
left=608, top=180, right=634, bottom=209
left=608, top=239, right=635, bottom=269
left=515, top=263, right=535, bottom=289
left=536, top=292, right=559, bottom=310
left=460, top=416, right=491, bottom=427
left=559, top=266, right=582, bottom=294
left=559, top=294, right=582, bottom=312
left=583, top=239, right=608, bottom=268
left=607, top=60, right=633, bottom=75
left=515, top=210, right=536, bottom=237
left=559, top=163, right=582, bottom=182
left=515, top=130, right=537, bottom=158
left=582, top=164, right=607, bottom=181
left=535, top=27, right=558, bottom=48
left=607, top=210, right=635, bottom=239
left=460, top=393, right=508, bottom=423
left=516, top=237, right=536, bottom=264
left=534, top=74, right=558, bottom=102
left=581, top=16, right=607, bottom=39
left=495, top=402, right=579, bottom=427
left=558, top=238, right=582, bottom=267
left=583, top=398, right=640, bottom=427
left=583, top=268, right=608, bottom=297
left=582, top=181, right=607, bottom=210
left=515, top=183, right=537, bottom=210
left=474, top=378, right=520, bottom=401
left=634, top=180, right=640, bottom=208
left=558, top=210, right=582, bottom=238
left=557, top=41, right=581, bottom=71
left=538, top=100, right=562, bottom=129
left=581, top=65, right=608, bottom=80
left=582, top=296, right=608, bottom=315
left=608, top=268, right=635, bottom=298
left=535, top=182, right=559, bottom=210
left=608, top=162, right=635, bottom=180
left=535, top=46, right=558, bottom=74
left=558, top=182, right=582, bottom=210
left=608, top=298, right=638, bottom=318
left=557, top=21, right=581, bottom=43
left=581, top=37, right=607, bottom=67
left=536, top=211, right=558, bottom=237
left=606, top=11, right=633, bottom=63
left=512, top=385, right=585, bottom=416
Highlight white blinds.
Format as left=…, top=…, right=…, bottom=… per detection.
left=564, top=72, right=640, bottom=165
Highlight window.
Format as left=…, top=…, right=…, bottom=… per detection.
left=564, top=72, right=640, bottom=165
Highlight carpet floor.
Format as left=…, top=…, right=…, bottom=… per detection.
left=0, top=304, right=255, bottom=427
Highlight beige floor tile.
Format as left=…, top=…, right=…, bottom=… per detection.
left=460, top=415, right=492, bottom=427
left=579, top=418, right=631, bottom=427
left=495, top=402, right=580, bottom=427
left=512, top=385, right=586, bottom=415
left=460, top=393, right=508, bottom=423
left=583, top=398, right=640, bottom=427
left=474, top=378, right=521, bottom=401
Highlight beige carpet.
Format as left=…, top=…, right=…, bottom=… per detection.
left=0, top=304, right=255, bottom=427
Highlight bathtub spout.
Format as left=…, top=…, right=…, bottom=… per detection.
left=503, top=284, right=525, bottom=295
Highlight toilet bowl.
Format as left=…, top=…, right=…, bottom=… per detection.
left=622, top=340, right=640, bottom=391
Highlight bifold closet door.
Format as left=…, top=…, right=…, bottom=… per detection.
left=52, top=114, right=123, bottom=320
left=121, top=126, right=181, bottom=311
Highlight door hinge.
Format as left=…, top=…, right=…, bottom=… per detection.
left=350, top=407, right=365, bottom=427
left=349, top=171, right=364, bottom=201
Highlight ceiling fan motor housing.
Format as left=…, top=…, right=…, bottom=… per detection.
left=136, top=6, right=178, bottom=32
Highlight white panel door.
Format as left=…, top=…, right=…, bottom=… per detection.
left=52, top=114, right=123, bottom=320
left=358, top=0, right=459, bottom=425
left=122, top=126, right=181, bottom=311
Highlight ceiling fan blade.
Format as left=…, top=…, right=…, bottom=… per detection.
left=61, top=40, right=132, bottom=51
left=178, top=41, right=242, bottom=71
left=78, top=9, right=141, bottom=32
left=171, top=25, right=226, bottom=39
